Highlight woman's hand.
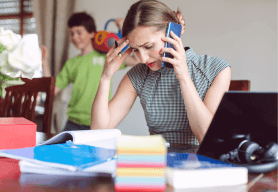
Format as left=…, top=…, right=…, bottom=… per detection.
left=102, top=38, right=132, bottom=81
left=161, top=31, right=189, bottom=81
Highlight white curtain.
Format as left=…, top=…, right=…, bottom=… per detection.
left=33, top=0, right=76, bottom=134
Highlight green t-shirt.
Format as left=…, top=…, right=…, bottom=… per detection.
left=56, top=50, right=126, bottom=126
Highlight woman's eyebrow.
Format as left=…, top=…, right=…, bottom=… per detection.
left=130, top=42, right=150, bottom=49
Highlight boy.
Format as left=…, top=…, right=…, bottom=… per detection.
left=42, top=12, right=137, bottom=131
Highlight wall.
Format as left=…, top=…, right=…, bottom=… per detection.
left=69, top=0, right=277, bottom=136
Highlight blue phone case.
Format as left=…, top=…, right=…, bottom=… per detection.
left=162, top=22, right=182, bottom=68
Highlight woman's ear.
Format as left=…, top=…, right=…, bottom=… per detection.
left=175, top=10, right=185, bottom=35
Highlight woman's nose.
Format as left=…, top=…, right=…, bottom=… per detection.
left=138, top=51, right=149, bottom=63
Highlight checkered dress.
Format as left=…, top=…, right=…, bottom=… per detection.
left=127, top=47, right=231, bottom=145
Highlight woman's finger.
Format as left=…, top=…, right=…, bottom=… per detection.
left=170, top=31, right=183, bottom=46
left=119, top=47, right=133, bottom=63
left=107, top=37, right=127, bottom=57
left=162, top=33, right=184, bottom=53
left=162, top=47, right=180, bottom=59
left=112, top=39, right=129, bottom=57
left=161, top=56, right=177, bottom=67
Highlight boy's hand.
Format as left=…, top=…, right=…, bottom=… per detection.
left=102, top=38, right=132, bottom=81
left=114, top=18, right=124, bottom=32
left=40, top=45, right=51, bottom=77
left=41, top=45, right=49, bottom=62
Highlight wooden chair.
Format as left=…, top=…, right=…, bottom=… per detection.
left=229, top=80, right=250, bottom=91
left=0, top=77, right=55, bottom=138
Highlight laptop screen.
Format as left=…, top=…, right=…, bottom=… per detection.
left=197, top=92, right=277, bottom=161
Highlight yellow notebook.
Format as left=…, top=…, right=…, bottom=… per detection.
left=117, top=167, right=165, bottom=176
left=117, top=135, right=167, bottom=155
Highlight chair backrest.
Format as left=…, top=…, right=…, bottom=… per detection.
left=229, top=80, right=250, bottom=91
left=1, top=77, right=55, bottom=137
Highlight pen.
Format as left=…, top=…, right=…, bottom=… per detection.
left=115, top=41, right=121, bottom=55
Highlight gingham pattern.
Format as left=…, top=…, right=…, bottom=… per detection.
left=127, top=47, right=231, bottom=145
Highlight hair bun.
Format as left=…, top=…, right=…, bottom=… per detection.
left=173, top=10, right=185, bottom=34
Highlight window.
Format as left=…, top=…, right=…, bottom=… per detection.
left=0, top=0, right=35, bottom=36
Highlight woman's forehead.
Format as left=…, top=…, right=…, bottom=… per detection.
left=127, top=26, right=164, bottom=46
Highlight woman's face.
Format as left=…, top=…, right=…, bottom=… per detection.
left=127, top=26, right=165, bottom=71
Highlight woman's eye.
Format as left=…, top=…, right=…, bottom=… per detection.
left=133, top=49, right=139, bottom=52
left=146, top=46, right=153, bottom=50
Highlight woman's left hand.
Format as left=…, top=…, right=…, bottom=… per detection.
left=161, top=31, right=189, bottom=80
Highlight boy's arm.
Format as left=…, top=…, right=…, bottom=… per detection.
left=125, top=54, right=139, bottom=67
left=41, top=45, right=51, bottom=77
left=41, top=45, right=61, bottom=96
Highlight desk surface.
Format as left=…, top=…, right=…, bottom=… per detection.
left=0, top=145, right=277, bottom=192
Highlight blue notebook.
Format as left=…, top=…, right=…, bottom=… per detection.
left=167, top=152, right=238, bottom=169
left=166, top=152, right=248, bottom=189
left=0, top=141, right=115, bottom=172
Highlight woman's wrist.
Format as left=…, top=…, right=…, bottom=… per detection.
left=100, top=75, right=112, bottom=84
left=176, top=69, right=191, bottom=84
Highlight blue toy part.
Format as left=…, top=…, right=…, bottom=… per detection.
left=104, top=19, right=128, bottom=52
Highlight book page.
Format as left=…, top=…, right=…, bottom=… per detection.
left=40, top=129, right=121, bottom=149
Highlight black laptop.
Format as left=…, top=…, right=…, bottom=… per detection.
left=197, top=92, right=278, bottom=161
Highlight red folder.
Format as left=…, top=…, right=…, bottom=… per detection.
left=0, top=117, right=36, bottom=150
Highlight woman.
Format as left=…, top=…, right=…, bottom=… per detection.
left=91, top=0, right=231, bottom=145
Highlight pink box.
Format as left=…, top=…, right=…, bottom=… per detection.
left=0, top=117, right=36, bottom=150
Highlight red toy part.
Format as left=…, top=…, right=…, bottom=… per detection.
left=94, top=31, right=119, bottom=53
left=0, top=117, right=36, bottom=150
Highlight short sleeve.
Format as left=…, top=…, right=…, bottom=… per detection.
left=127, top=63, right=149, bottom=96
left=55, top=60, right=72, bottom=90
left=193, top=54, right=231, bottom=85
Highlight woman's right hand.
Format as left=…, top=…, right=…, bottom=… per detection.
left=101, top=38, right=132, bottom=81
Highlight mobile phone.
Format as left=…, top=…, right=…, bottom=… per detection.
left=162, top=22, right=182, bottom=68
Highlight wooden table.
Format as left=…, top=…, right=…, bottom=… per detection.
left=0, top=145, right=277, bottom=192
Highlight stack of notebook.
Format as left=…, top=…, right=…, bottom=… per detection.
left=115, top=135, right=167, bottom=192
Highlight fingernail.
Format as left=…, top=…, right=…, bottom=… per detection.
left=159, top=49, right=162, bottom=54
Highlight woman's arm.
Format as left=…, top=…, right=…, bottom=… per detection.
left=179, top=67, right=231, bottom=143
left=91, top=74, right=137, bottom=129
left=91, top=38, right=136, bottom=130
left=161, top=31, right=231, bottom=143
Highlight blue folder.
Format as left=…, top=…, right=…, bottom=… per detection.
left=0, top=141, right=116, bottom=171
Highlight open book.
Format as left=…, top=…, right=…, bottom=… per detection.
left=0, top=129, right=121, bottom=176
left=39, top=129, right=121, bottom=149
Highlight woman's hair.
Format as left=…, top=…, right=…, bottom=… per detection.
left=67, top=12, right=96, bottom=33
left=122, top=0, right=183, bottom=37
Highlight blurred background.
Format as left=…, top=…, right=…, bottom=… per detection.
left=0, top=0, right=276, bottom=136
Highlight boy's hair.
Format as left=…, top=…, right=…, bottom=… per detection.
left=67, top=12, right=96, bottom=33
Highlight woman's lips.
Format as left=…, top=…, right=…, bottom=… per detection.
left=146, top=62, right=155, bottom=68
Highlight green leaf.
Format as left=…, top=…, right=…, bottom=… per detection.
left=0, top=72, right=24, bottom=98
left=0, top=44, right=6, bottom=54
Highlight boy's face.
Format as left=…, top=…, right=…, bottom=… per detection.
left=69, top=26, right=94, bottom=50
